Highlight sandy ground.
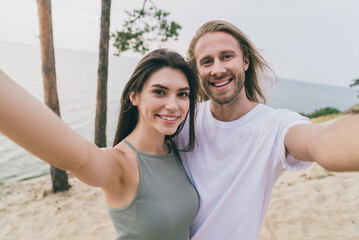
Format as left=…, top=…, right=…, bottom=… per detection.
left=1, top=163, right=359, bottom=240
left=0, top=176, right=115, bottom=240
left=259, top=164, right=359, bottom=240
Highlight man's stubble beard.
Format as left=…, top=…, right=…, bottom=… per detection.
left=202, top=73, right=245, bottom=105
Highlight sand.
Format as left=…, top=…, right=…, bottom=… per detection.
left=1, top=163, right=359, bottom=240
left=260, top=164, right=359, bottom=240
left=0, top=176, right=115, bottom=240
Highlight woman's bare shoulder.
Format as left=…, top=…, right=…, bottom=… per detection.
left=100, top=142, right=140, bottom=207
left=101, top=142, right=137, bottom=173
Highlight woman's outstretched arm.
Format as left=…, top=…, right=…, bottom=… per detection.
left=0, top=69, right=116, bottom=188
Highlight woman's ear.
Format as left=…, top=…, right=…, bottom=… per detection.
left=129, top=92, right=138, bottom=106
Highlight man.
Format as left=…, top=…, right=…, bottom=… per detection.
left=177, top=20, right=359, bottom=240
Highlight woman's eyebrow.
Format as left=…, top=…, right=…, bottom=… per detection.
left=178, top=87, right=190, bottom=91
left=151, top=84, right=190, bottom=91
left=150, top=84, right=168, bottom=90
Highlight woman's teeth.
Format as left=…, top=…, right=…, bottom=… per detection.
left=159, top=115, right=177, bottom=121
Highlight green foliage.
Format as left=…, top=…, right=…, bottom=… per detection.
left=300, top=172, right=334, bottom=181
left=350, top=78, right=359, bottom=88
left=301, top=107, right=341, bottom=118
left=350, top=78, right=359, bottom=98
left=111, top=0, right=181, bottom=55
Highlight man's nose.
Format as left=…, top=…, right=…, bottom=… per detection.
left=211, top=60, right=226, bottom=77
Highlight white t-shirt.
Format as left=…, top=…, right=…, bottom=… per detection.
left=177, top=101, right=312, bottom=240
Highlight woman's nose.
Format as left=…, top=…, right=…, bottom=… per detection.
left=164, top=95, right=178, bottom=110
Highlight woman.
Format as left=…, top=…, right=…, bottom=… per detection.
left=0, top=49, right=199, bottom=239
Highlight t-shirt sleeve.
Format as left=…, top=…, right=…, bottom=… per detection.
left=276, top=111, right=313, bottom=173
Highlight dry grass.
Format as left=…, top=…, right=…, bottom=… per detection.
left=310, top=104, right=359, bottom=123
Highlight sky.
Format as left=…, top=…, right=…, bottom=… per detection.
left=0, top=0, right=358, bottom=87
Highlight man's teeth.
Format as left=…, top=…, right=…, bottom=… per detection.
left=160, top=116, right=177, bottom=121
left=213, top=80, right=229, bottom=87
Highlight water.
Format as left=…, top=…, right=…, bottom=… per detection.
left=0, top=42, right=358, bottom=184
left=266, top=78, right=358, bottom=114
left=0, top=42, right=139, bottom=184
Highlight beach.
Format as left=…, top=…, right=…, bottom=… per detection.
left=1, top=163, right=358, bottom=240
left=0, top=176, right=115, bottom=240
left=260, top=164, right=359, bottom=240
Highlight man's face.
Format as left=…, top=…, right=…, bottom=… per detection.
left=194, top=32, right=249, bottom=105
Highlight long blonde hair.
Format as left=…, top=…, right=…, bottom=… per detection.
left=188, top=20, right=274, bottom=103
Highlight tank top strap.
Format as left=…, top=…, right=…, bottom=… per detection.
left=123, top=139, right=138, bottom=153
left=123, top=139, right=174, bottom=156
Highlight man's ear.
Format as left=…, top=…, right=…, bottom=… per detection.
left=243, top=57, right=249, bottom=71
left=129, top=92, right=138, bottom=106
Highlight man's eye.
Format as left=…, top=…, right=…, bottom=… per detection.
left=201, top=59, right=212, bottom=66
left=223, top=54, right=233, bottom=60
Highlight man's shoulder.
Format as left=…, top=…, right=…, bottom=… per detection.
left=259, top=104, right=300, bottom=117
left=259, top=104, right=310, bottom=126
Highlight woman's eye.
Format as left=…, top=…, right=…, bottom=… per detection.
left=178, top=92, right=189, bottom=98
left=153, top=89, right=165, bottom=95
left=223, top=54, right=232, bottom=60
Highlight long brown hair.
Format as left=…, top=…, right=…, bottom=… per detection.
left=188, top=20, right=274, bottom=103
left=113, top=49, right=198, bottom=152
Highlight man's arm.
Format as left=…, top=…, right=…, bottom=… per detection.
left=285, top=114, right=359, bottom=171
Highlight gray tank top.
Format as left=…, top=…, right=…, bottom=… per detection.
left=107, top=139, right=199, bottom=240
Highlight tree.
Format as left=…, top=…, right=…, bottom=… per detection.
left=95, top=0, right=112, bottom=147
left=94, top=0, right=182, bottom=147
left=350, top=78, right=359, bottom=88
left=111, top=0, right=182, bottom=55
left=350, top=78, right=359, bottom=98
left=36, top=0, right=70, bottom=192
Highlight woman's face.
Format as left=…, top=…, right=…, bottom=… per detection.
left=131, top=67, right=190, bottom=137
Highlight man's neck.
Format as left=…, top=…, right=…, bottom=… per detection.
left=209, top=97, right=258, bottom=122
